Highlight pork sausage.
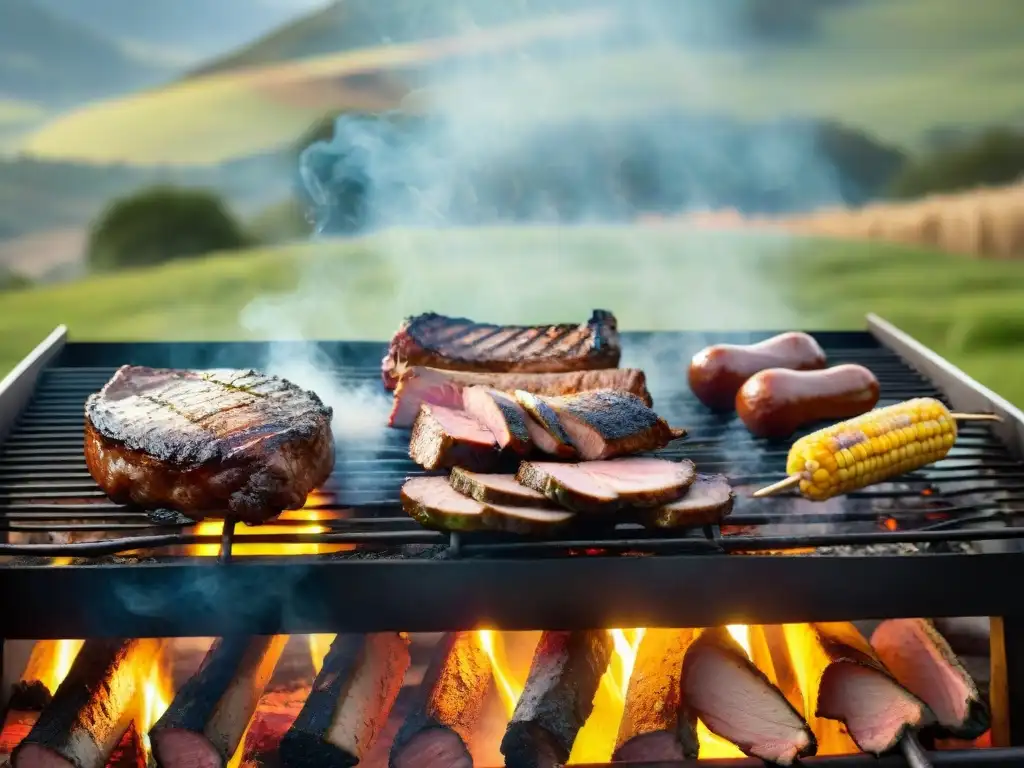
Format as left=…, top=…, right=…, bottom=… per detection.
left=688, top=332, right=827, bottom=411
left=736, top=364, right=881, bottom=439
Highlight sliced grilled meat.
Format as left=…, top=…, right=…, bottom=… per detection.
left=514, top=390, right=577, bottom=458
left=786, top=622, right=926, bottom=756
left=448, top=468, right=554, bottom=507
left=516, top=458, right=693, bottom=514
left=382, top=310, right=621, bottom=390
left=539, top=389, right=678, bottom=460
left=388, top=367, right=652, bottom=428
left=408, top=405, right=499, bottom=472
left=681, top=628, right=815, bottom=765
left=402, top=476, right=574, bottom=534
left=870, top=619, right=989, bottom=740
left=638, top=474, right=734, bottom=529
left=84, top=366, right=334, bottom=524
left=462, top=387, right=532, bottom=455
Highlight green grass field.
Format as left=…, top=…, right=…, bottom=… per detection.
left=20, top=0, right=1024, bottom=165
left=2, top=228, right=1024, bottom=405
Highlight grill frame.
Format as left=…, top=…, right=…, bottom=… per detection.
left=3, top=316, right=1024, bottom=762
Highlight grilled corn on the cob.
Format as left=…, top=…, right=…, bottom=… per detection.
left=785, top=397, right=956, bottom=501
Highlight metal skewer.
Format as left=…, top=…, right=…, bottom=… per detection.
left=899, top=731, right=934, bottom=768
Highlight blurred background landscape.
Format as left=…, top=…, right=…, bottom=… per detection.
left=2, top=0, right=1024, bottom=402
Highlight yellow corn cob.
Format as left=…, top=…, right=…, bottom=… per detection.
left=785, top=397, right=957, bottom=501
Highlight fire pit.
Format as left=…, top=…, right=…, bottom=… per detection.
left=1, top=313, right=1023, bottom=767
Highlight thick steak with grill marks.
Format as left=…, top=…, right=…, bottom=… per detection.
left=84, top=366, right=335, bottom=523
left=381, top=309, right=621, bottom=390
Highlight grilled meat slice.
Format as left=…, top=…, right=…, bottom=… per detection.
left=84, top=366, right=334, bottom=524
left=539, top=389, right=678, bottom=460
left=387, top=366, right=652, bottom=428
left=513, top=390, right=577, bottom=458
left=682, top=628, right=815, bottom=765
left=408, top=404, right=499, bottom=472
left=870, top=619, right=989, bottom=740
left=402, top=476, right=573, bottom=534
left=639, top=474, right=735, bottom=529
left=381, top=310, right=621, bottom=390
left=448, top=468, right=554, bottom=507
left=516, top=458, right=693, bottom=514
left=462, top=387, right=532, bottom=455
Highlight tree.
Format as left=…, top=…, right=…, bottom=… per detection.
left=86, top=186, right=249, bottom=271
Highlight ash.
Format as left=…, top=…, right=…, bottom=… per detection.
left=810, top=540, right=977, bottom=557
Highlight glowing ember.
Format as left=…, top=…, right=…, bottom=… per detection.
left=192, top=491, right=352, bottom=557
left=695, top=626, right=751, bottom=759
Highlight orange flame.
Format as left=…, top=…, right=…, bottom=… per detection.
left=138, top=656, right=173, bottom=760
left=192, top=491, right=352, bottom=557
left=695, top=626, right=752, bottom=759
left=309, top=633, right=336, bottom=676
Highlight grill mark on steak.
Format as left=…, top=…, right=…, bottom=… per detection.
left=381, top=310, right=621, bottom=390
left=84, top=366, right=334, bottom=523
left=539, top=389, right=676, bottom=460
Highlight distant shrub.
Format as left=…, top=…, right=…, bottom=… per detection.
left=87, top=186, right=249, bottom=271
left=0, top=267, right=30, bottom=292
left=948, top=312, right=1024, bottom=354
left=890, top=129, right=1024, bottom=199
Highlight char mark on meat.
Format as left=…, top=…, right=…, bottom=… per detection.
left=462, top=387, right=532, bottom=455
left=84, top=366, right=334, bottom=524
left=381, top=310, right=621, bottom=390
left=539, top=389, right=677, bottom=460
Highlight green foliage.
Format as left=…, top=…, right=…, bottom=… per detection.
left=0, top=266, right=30, bottom=292
left=890, top=129, right=1024, bottom=199
left=86, top=186, right=249, bottom=271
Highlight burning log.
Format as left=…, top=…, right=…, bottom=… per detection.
left=783, top=622, right=927, bottom=755
left=613, top=628, right=700, bottom=762
left=150, top=635, right=288, bottom=768
left=239, top=687, right=309, bottom=767
left=107, top=723, right=146, bottom=768
left=11, top=638, right=162, bottom=768
left=280, top=633, right=409, bottom=768
left=500, top=630, right=613, bottom=768
left=871, top=619, right=990, bottom=740
left=753, top=626, right=807, bottom=719
left=390, top=631, right=491, bottom=768
left=681, top=627, right=815, bottom=766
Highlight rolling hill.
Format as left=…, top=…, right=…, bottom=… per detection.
left=31, top=0, right=332, bottom=62
left=0, top=0, right=171, bottom=108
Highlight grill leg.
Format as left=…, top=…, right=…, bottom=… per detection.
left=990, top=616, right=1024, bottom=746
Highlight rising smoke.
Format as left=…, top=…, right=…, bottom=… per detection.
left=242, top=1, right=858, bottom=451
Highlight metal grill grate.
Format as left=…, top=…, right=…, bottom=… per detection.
left=1, top=332, right=1023, bottom=561
left=2, top=323, right=1024, bottom=637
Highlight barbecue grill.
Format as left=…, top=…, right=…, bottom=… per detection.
left=3, top=313, right=1024, bottom=767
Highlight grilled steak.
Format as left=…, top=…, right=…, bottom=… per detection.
left=388, top=366, right=652, bottom=428
left=448, top=468, right=554, bottom=507
left=84, top=366, right=334, bottom=524
left=402, top=476, right=574, bottom=534
left=639, top=473, right=734, bottom=529
left=408, top=404, right=499, bottom=472
left=462, top=387, right=532, bottom=455
left=514, top=390, right=577, bottom=458
left=516, top=458, right=695, bottom=514
left=381, top=310, right=621, bottom=390
left=538, top=389, right=680, bottom=460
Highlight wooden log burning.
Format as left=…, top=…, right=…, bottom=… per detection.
left=10, top=638, right=162, bottom=768
left=681, top=627, right=815, bottom=766
left=782, top=622, right=926, bottom=756
left=612, top=628, right=699, bottom=762
left=390, top=631, right=492, bottom=768
left=500, top=630, right=613, bottom=768
left=239, top=688, right=309, bottom=768
left=0, top=640, right=72, bottom=763
left=279, top=633, right=409, bottom=768
left=871, top=619, right=990, bottom=740
left=150, top=635, right=288, bottom=768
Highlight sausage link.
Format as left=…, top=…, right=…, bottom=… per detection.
left=736, top=364, right=881, bottom=439
left=688, top=332, right=827, bottom=411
